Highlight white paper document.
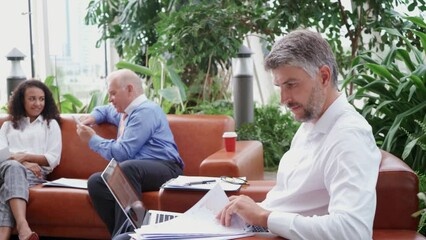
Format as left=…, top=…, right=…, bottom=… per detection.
left=133, top=183, right=254, bottom=240
left=161, top=175, right=243, bottom=191
left=43, top=177, right=88, bottom=189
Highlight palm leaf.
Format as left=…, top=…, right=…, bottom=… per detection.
left=365, top=63, right=398, bottom=85
left=116, top=61, right=153, bottom=76
left=384, top=101, right=426, bottom=151
left=396, top=48, right=416, bottom=72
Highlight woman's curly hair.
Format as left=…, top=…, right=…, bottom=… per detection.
left=8, top=79, right=61, bottom=129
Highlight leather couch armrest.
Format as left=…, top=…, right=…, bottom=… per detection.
left=374, top=150, right=419, bottom=230
left=199, top=141, right=264, bottom=180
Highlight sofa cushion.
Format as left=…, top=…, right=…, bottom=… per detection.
left=48, top=114, right=235, bottom=179
left=167, top=114, right=234, bottom=175
left=49, top=117, right=116, bottom=180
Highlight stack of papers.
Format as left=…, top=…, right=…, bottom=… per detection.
left=43, top=178, right=88, bottom=189
left=161, top=175, right=243, bottom=191
left=131, top=183, right=253, bottom=240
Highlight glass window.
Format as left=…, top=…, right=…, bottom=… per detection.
left=0, top=0, right=32, bottom=105
left=43, top=0, right=107, bottom=106
left=0, top=0, right=110, bottom=108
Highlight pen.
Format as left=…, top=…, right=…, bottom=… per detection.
left=186, top=180, right=216, bottom=186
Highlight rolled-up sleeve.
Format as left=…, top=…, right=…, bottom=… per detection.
left=44, top=120, right=62, bottom=169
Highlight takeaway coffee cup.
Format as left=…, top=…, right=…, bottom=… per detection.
left=223, top=132, right=237, bottom=152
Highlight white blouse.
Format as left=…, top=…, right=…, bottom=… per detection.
left=0, top=115, right=62, bottom=173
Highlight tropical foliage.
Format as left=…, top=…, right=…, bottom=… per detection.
left=416, top=173, right=426, bottom=234
left=237, top=105, right=300, bottom=170
left=343, top=15, right=426, bottom=172
left=44, top=75, right=108, bottom=113
left=84, top=0, right=164, bottom=64
left=84, top=0, right=423, bottom=105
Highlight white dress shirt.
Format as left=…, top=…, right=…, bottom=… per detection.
left=0, top=116, right=62, bottom=173
left=260, top=94, right=381, bottom=240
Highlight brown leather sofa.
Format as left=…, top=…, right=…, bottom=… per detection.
left=2, top=114, right=264, bottom=239
left=159, top=150, right=425, bottom=240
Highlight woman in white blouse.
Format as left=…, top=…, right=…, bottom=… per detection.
left=0, top=80, right=62, bottom=240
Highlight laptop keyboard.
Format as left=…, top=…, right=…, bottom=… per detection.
left=245, top=224, right=269, bottom=232
left=155, top=213, right=178, bottom=224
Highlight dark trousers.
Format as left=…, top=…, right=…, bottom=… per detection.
left=87, top=159, right=183, bottom=239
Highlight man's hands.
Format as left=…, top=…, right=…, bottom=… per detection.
left=75, top=115, right=97, bottom=144
left=217, top=195, right=271, bottom=227
left=77, top=115, right=96, bottom=126
left=76, top=125, right=96, bottom=144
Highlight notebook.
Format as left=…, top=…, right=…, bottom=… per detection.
left=101, top=159, right=182, bottom=229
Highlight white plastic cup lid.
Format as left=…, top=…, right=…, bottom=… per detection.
left=223, top=132, right=237, bottom=138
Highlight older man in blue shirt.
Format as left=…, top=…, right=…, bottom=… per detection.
left=76, top=69, right=184, bottom=239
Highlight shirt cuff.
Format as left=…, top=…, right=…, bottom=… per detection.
left=89, top=134, right=103, bottom=151
left=91, top=111, right=101, bottom=124
left=268, top=211, right=298, bottom=237
left=44, top=153, right=59, bottom=169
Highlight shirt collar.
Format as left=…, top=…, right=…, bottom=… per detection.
left=21, top=115, right=45, bottom=125
left=306, top=93, right=348, bottom=135
left=124, top=94, right=148, bottom=115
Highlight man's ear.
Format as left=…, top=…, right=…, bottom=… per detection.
left=126, top=84, right=134, bottom=94
left=319, top=65, right=331, bottom=86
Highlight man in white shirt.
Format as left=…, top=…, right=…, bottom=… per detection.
left=218, top=29, right=381, bottom=239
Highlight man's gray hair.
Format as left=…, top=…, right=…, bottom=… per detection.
left=107, top=69, right=144, bottom=94
left=264, top=29, right=338, bottom=87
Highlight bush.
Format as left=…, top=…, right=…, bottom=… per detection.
left=343, top=16, right=426, bottom=172
left=237, top=105, right=300, bottom=170
left=185, top=100, right=234, bottom=116
left=416, top=172, right=426, bottom=234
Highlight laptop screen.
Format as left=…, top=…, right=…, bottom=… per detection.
left=101, top=159, right=146, bottom=228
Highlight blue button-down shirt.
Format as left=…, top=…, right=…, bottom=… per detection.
left=88, top=95, right=184, bottom=169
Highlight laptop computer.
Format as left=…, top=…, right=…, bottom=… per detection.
left=101, top=159, right=182, bottom=229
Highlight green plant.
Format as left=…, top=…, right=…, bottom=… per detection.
left=44, top=76, right=82, bottom=113
left=402, top=120, right=426, bottom=158
left=84, top=0, right=165, bottom=64
left=79, top=90, right=109, bottom=113
left=185, top=100, right=233, bottom=116
left=413, top=172, right=426, bottom=234
left=44, top=75, right=108, bottom=113
left=150, top=1, right=252, bottom=102
left=237, top=105, right=300, bottom=170
left=85, top=0, right=423, bottom=109
left=343, top=15, right=426, bottom=172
